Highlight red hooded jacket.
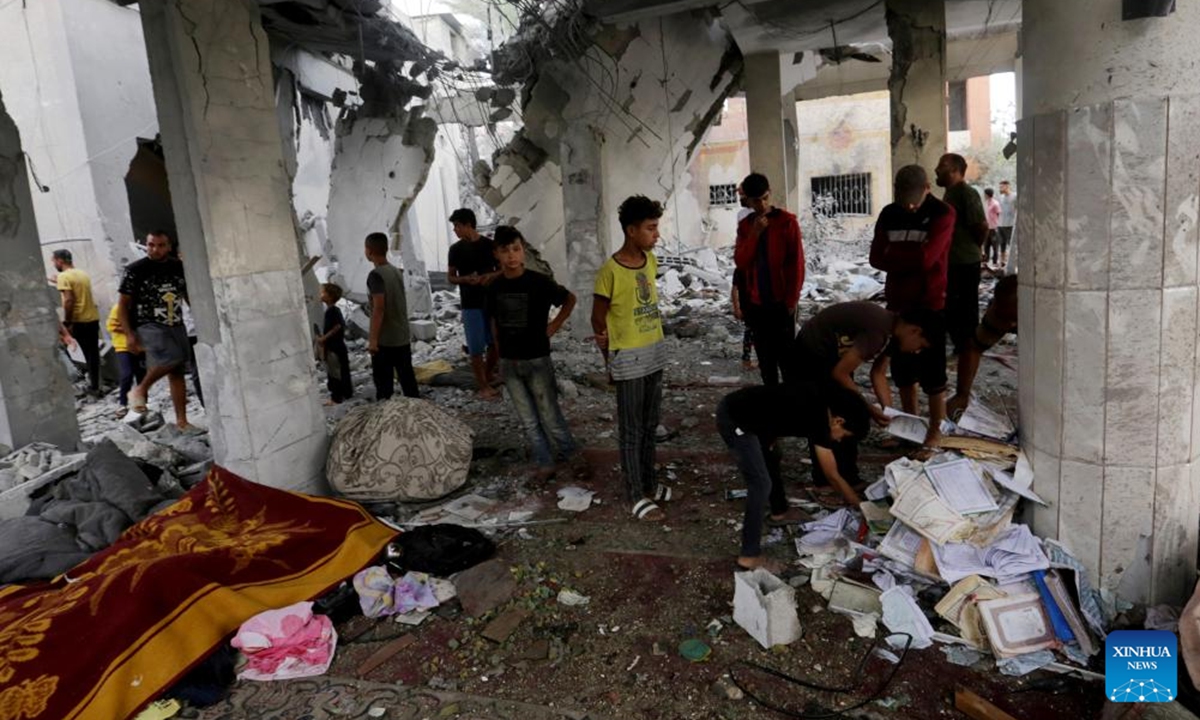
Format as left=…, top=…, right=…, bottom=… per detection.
left=869, top=195, right=955, bottom=312
left=733, top=208, right=805, bottom=309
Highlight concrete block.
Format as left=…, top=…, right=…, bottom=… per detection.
left=1104, top=290, right=1162, bottom=466
left=409, top=319, right=437, bottom=342
left=1065, top=103, right=1112, bottom=290
left=1110, top=96, right=1167, bottom=290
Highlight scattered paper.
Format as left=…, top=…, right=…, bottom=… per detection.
left=557, top=486, right=595, bottom=512
left=930, top=524, right=1050, bottom=584
left=941, top=644, right=986, bottom=667
left=881, top=586, right=935, bottom=649
left=394, top=609, right=432, bottom=626
left=888, top=473, right=973, bottom=545
left=997, top=649, right=1057, bottom=677
left=851, top=612, right=880, bottom=639
left=882, top=408, right=954, bottom=444
left=557, top=589, right=591, bottom=606
left=925, top=459, right=999, bottom=515
left=954, top=401, right=1015, bottom=440
left=987, top=467, right=1047, bottom=505
left=860, top=501, right=895, bottom=534
left=977, top=593, right=1057, bottom=658
left=878, top=522, right=923, bottom=567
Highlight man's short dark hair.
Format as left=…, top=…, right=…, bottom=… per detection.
left=493, top=225, right=524, bottom=248
left=364, top=232, right=389, bottom=255
left=943, top=153, right=968, bottom=174
left=984, top=187, right=995, bottom=198
left=894, top=165, right=928, bottom=206
left=617, top=195, right=663, bottom=231
left=449, top=208, right=477, bottom=228
left=824, top=385, right=871, bottom=440
left=741, top=172, right=770, bottom=199
left=322, top=282, right=343, bottom=302
left=52, top=249, right=72, bottom=263
left=999, top=179, right=1011, bottom=185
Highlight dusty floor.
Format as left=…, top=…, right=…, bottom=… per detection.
left=192, top=279, right=1112, bottom=720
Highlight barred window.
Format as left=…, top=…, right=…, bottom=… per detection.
left=810, top=173, right=872, bottom=216
left=709, top=183, right=739, bottom=206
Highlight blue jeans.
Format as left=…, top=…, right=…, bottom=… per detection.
left=502, top=356, right=576, bottom=467
left=717, top=396, right=787, bottom=558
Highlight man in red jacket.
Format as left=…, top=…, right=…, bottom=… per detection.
left=733, top=172, right=805, bottom=386
left=868, top=164, right=955, bottom=449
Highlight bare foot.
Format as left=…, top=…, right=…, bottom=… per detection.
left=532, top=466, right=557, bottom=482
left=736, top=556, right=786, bottom=574
left=767, top=507, right=809, bottom=525
left=478, top=387, right=501, bottom=401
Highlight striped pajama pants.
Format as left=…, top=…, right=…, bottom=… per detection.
left=614, top=369, right=663, bottom=503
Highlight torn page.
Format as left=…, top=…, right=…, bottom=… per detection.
left=931, top=524, right=1050, bottom=584
left=887, top=474, right=974, bottom=545
left=556, top=486, right=595, bottom=512
left=882, top=407, right=932, bottom=444
left=925, top=459, right=999, bottom=515
left=954, top=401, right=1015, bottom=440
left=878, top=521, right=924, bottom=567
left=987, top=467, right=1048, bottom=506
left=881, top=586, right=935, bottom=649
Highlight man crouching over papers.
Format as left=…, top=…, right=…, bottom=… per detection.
left=718, top=382, right=870, bottom=573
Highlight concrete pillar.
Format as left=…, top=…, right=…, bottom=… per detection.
left=744, top=52, right=798, bottom=211
left=0, top=90, right=81, bottom=452
left=139, top=0, right=327, bottom=493
left=1020, top=0, right=1200, bottom=604
left=561, top=126, right=607, bottom=340
left=886, top=0, right=948, bottom=184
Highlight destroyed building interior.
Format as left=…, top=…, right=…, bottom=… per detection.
left=3, top=0, right=1200, bottom=718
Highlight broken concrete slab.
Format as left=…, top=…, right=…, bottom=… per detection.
left=454, top=559, right=517, bottom=617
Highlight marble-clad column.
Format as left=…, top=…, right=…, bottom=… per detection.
left=1022, top=0, right=1200, bottom=604
left=886, top=0, right=947, bottom=185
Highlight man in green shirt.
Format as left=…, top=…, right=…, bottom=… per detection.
left=936, top=153, right=989, bottom=354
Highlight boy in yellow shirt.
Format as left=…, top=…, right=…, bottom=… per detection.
left=107, top=305, right=146, bottom=418
left=592, top=196, right=674, bottom=521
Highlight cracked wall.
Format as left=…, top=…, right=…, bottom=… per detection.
left=0, top=0, right=159, bottom=313
left=0, top=89, right=80, bottom=451
left=481, top=11, right=743, bottom=285
left=886, top=0, right=947, bottom=179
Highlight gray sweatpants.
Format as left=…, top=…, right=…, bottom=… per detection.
left=615, top=369, right=663, bottom=503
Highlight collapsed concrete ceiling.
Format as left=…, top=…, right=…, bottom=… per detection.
left=583, top=0, right=1021, bottom=54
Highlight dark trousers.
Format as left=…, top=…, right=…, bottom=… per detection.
left=743, top=303, right=795, bottom=386
left=117, top=351, right=147, bottom=406
left=615, top=369, right=663, bottom=502
left=71, top=320, right=101, bottom=391
left=717, top=398, right=787, bottom=558
left=372, top=344, right=419, bottom=400
left=741, top=326, right=754, bottom=363
left=326, top=346, right=354, bottom=402
left=946, top=263, right=982, bottom=354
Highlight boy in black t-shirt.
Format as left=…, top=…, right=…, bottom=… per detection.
left=486, top=226, right=578, bottom=480
left=316, top=283, right=353, bottom=404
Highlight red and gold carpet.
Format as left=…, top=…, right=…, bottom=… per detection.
left=0, top=466, right=396, bottom=720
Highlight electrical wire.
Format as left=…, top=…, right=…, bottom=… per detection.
left=729, top=632, right=914, bottom=718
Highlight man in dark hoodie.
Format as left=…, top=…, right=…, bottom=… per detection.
left=732, top=172, right=805, bottom=386
left=869, top=164, right=955, bottom=449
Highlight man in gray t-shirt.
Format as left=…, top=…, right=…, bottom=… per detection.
left=364, top=232, right=418, bottom=400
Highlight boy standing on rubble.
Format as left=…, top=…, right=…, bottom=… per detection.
left=448, top=208, right=502, bottom=400
left=487, top=226, right=578, bottom=481
left=364, top=232, right=419, bottom=400
left=317, top=282, right=354, bottom=405
left=719, top=382, right=870, bottom=570
left=593, top=196, right=674, bottom=522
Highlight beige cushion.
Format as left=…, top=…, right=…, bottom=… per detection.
left=327, top=398, right=473, bottom=502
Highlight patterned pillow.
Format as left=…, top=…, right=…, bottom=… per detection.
left=326, top=398, right=473, bottom=502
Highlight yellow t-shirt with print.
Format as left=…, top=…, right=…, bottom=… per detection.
left=106, top=304, right=129, bottom=353
left=594, top=252, right=663, bottom=351
left=56, top=267, right=100, bottom=323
